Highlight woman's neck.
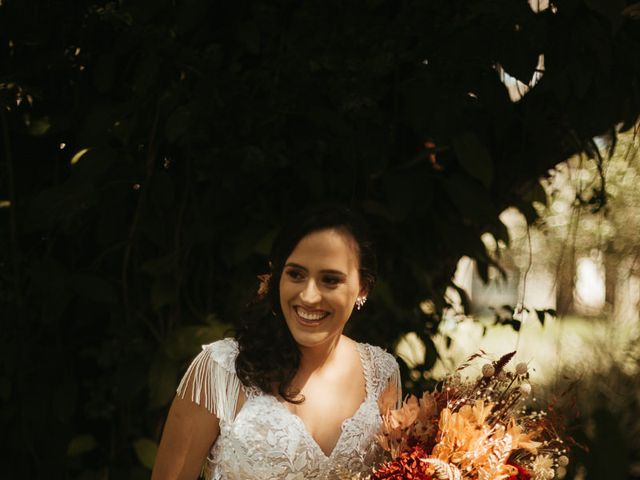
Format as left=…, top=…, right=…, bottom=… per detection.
left=297, top=334, right=345, bottom=373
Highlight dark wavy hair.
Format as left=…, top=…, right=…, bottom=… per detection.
left=234, top=204, right=377, bottom=403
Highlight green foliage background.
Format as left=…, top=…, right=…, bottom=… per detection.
left=1, top=0, right=639, bottom=478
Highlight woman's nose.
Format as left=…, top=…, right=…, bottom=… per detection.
left=299, top=279, right=321, bottom=304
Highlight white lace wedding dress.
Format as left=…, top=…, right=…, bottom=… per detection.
left=177, top=337, right=401, bottom=480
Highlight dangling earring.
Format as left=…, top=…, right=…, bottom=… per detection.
left=355, top=296, right=367, bottom=310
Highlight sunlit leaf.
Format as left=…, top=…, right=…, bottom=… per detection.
left=70, top=148, right=116, bottom=182
left=67, top=434, right=97, bottom=456
left=71, top=148, right=90, bottom=165
left=133, top=438, right=158, bottom=470
left=28, top=116, right=51, bottom=136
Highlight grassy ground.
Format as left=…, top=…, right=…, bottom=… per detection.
left=420, top=313, right=640, bottom=385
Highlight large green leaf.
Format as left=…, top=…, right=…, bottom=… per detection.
left=163, top=323, right=228, bottom=361
left=440, top=173, right=498, bottom=226
left=452, top=132, right=493, bottom=189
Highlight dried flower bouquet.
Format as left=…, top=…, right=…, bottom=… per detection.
left=369, top=351, right=570, bottom=480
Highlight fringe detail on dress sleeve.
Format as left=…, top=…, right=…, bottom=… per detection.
left=176, top=344, right=241, bottom=423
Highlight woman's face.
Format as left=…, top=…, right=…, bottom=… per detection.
left=279, top=228, right=365, bottom=349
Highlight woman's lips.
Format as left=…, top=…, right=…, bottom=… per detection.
left=294, top=306, right=329, bottom=326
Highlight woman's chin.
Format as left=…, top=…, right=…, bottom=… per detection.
left=286, top=321, right=337, bottom=347
left=284, top=309, right=348, bottom=349
left=290, top=332, right=336, bottom=349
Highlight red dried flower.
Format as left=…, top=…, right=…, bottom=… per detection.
left=507, top=461, right=532, bottom=480
left=371, top=444, right=434, bottom=480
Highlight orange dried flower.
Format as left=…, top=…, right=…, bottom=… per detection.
left=370, top=444, right=434, bottom=480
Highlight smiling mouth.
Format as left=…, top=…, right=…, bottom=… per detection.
left=294, top=306, right=330, bottom=325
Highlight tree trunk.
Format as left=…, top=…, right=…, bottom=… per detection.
left=555, top=252, right=575, bottom=316
left=604, top=249, right=617, bottom=317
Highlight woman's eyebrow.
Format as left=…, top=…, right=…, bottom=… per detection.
left=284, top=263, right=347, bottom=276
left=320, top=269, right=347, bottom=276
left=284, top=262, right=307, bottom=271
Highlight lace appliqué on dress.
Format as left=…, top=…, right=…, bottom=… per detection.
left=176, top=338, right=401, bottom=480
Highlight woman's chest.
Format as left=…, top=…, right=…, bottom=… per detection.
left=284, top=374, right=367, bottom=456
left=211, top=395, right=383, bottom=479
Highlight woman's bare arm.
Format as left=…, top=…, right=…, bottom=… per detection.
left=151, top=395, right=220, bottom=480
left=152, top=340, right=242, bottom=479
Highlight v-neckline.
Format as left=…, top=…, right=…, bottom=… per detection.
left=271, top=342, right=370, bottom=459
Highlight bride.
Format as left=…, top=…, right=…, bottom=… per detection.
left=152, top=205, right=401, bottom=480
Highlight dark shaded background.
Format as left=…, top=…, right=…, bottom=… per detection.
left=1, top=0, right=639, bottom=478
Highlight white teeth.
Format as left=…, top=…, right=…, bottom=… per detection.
left=295, top=307, right=328, bottom=321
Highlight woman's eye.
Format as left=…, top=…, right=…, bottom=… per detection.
left=322, top=276, right=341, bottom=286
left=286, top=269, right=304, bottom=281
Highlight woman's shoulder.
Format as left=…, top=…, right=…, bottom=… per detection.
left=176, top=337, right=242, bottom=418
left=201, top=336, right=238, bottom=350
left=355, top=340, right=399, bottom=380
left=353, top=340, right=402, bottom=407
left=196, top=337, right=239, bottom=373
